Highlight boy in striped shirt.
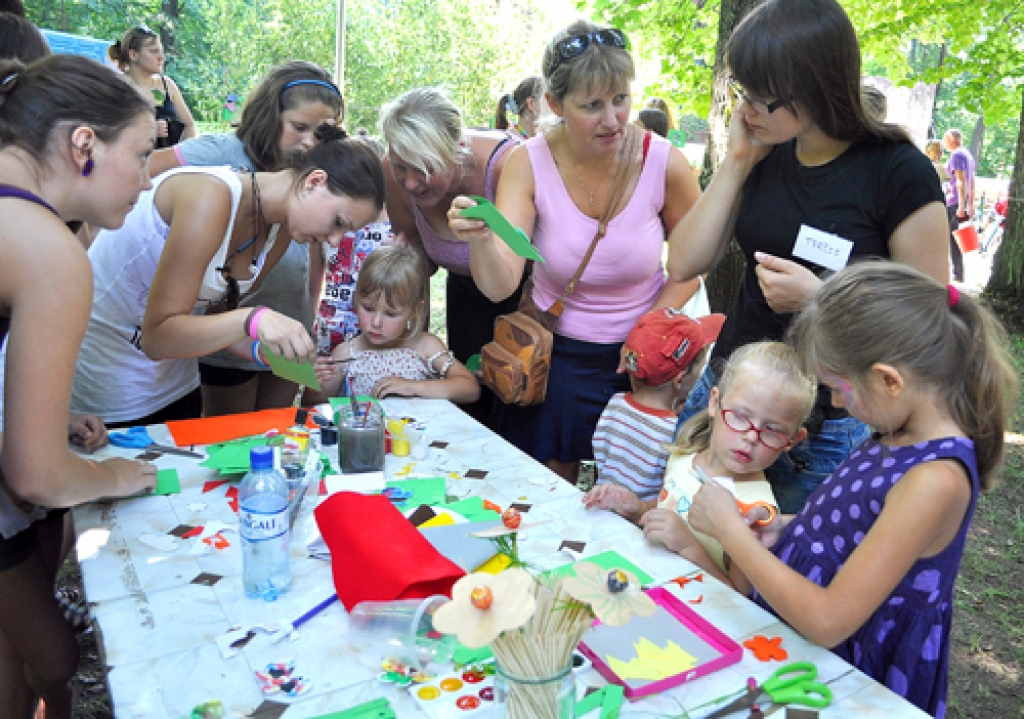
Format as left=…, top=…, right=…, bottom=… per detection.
left=592, top=308, right=725, bottom=502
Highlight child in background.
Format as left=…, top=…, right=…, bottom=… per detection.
left=315, top=137, right=394, bottom=355
left=585, top=341, right=815, bottom=576
left=308, top=246, right=479, bottom=403
left=591, top=308, right=724, bottom=502
left=686, top=264, right=1018, bottom=718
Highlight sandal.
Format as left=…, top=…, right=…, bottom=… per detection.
left=55, top=587, right=91, bottom=633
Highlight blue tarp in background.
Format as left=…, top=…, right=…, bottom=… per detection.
left=41, top=29, right=112, bottom=65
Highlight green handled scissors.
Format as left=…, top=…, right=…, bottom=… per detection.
left=701, top=662, right=832, bottom=718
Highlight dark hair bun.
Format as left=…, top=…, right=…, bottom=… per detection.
left=314, top=123, right=348, bottom=143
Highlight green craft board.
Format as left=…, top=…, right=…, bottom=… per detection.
left=154, top=468, right=180, bottom=495
left=461, top=195, right=544, bottom=262
left=432, top=496, right=500, bottom=523
left=576, top=683, right=624, bottom=718
left=545, top=550, right=655, bottom=587
left=328, top=396, right=382, bottom=415
left=453, top=642, right=493, bottom=666
left=264, top=348, right=321, bottom=391
left=385, top=477, right=446, bottom=507
left=202, top=437, right=332, bottom=476
left=309, top=697, right=395, bottom=718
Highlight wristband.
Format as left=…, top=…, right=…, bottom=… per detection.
left=245, top=306, right=270, bottom=340
left=251, top=341, right=269, bottom=368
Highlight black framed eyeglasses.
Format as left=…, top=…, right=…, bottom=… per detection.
left=547, top=29, right=629, bottom=76
left=728, top=76, right=785, bottom=114
left=720, top=408, right=796, bottom=450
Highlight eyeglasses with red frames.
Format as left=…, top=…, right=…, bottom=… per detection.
left=728, top=76, right=785, bottom=114
left=720, top=408, right=796, bottom=450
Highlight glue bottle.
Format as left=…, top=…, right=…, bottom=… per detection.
left=239, top=446, right=291, bottom=600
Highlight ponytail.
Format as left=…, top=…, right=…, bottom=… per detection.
left=494, top=93, right=512, bottom=130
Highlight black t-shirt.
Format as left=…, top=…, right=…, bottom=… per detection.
left=712, top=138, right=944, bottom=421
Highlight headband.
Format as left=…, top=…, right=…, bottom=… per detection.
left=947, top=284, right=960, bottom=308
left=282, top=79, right=341, bottom=98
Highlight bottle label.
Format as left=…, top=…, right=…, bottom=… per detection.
left=239, top=506, right=289, bottom=541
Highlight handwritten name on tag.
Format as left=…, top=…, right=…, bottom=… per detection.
left=792, top=224, right=854, bottom=273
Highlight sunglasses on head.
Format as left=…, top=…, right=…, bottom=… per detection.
left=728, top=76, right=785, bottom=114
left=547, top=29, right=628, bottom=76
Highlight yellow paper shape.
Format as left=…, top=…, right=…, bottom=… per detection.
left=606, top=638, right=698, bottom=681
left=419, top=513, right=456, bottom=529
left=474, top=553, right=511, bottom=575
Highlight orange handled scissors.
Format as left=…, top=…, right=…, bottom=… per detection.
left=691, top=465, right=777, bottom=527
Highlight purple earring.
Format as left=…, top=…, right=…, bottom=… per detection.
left=82, top=158, right=94, bottom=177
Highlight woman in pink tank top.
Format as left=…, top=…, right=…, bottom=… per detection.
left=449, top=21, right=702, bottom=482
left=380, top=88, right=525, bottom=428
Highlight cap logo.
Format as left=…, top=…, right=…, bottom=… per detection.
left=670, top=338, right=692, bottom=363
left=623, top=348, right=639, bottom=373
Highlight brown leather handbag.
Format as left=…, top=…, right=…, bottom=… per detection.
left=481, top=128, right=641, bottom=406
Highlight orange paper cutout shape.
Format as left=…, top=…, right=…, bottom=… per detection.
left=203, top=533, right=230, bottom=550
left=482, top=500, right=502, bottom=513
left=688, top=595, right=704, bottom=604
left=743, top=635, right=788, bottom=662
left=166, top=407, right=315, bottom=447
left=694, top=573, right=704, bottom=582
left=670, top=576, right=691, bottom=589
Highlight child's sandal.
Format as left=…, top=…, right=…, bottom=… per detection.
left=55, top=587, right=91, bottom=633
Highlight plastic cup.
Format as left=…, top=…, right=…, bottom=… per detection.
left=348, top=596, right=455, bottom=670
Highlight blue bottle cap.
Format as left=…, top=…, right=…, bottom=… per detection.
left=250, top=445, right=274, bottom=470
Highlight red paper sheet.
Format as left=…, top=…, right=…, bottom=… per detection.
left=165, top=408, right=315, bottom=447
left=315, top=493, right=465, bottom=610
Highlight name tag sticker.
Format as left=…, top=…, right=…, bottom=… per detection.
left=791, top=224, right=854, bottom=273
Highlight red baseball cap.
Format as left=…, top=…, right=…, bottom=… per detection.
left=622, top=308, right=726, bottom=386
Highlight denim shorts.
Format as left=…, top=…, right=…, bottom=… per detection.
left=675, top=364, right=871, bottom=514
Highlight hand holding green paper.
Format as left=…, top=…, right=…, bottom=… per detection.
left=460, top=196, right=544, bottom=262
left=263, top=345, right=321, bottom=392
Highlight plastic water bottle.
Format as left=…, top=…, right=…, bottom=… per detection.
left=240, top=445, right=291, bottom=600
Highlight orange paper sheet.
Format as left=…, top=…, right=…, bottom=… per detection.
left=165, top=408, right=314, bottom=447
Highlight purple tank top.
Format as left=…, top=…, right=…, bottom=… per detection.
left=0, top=184, right=61, bottom=343
left=410, top=134, right=520, bottom=276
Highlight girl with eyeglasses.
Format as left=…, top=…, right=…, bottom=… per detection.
left=448, top=20, right=702, bottom=482
left=666, top=0, right=949, bottom=513
left=584, top=341, right=816, bottom=576
left=147, top=61, right=347, bottom=417
left=71, top=125, right=384, bottom=427
left=108, top=25, right=196, bottom=148
left=0, top=55, right=158, bottom=719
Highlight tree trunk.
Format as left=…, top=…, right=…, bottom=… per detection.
left=986, top=92, right=1024, bottom=298
left=701, top=0, right=766, bottom=313
left=969, top=115, right=985, bottom=168
left=161, top=0, right=179, bottom=55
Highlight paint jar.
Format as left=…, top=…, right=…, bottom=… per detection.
left=493, top=660, right=575, bottom=718
left=337, top=403, right=385, bottom=474
left=348, top=596, right=456, bottom=670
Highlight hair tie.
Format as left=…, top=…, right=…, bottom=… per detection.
left=282, top=79, right=341, bottom=98
left=0, top=72, right=18, bottom=96
left=947, top=284, right=960, bottom=308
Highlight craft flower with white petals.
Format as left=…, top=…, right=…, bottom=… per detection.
left=432, top=568, right=537, bottom=648
left=562, top=561, right=657, bottom=626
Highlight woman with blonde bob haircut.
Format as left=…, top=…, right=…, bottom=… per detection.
left=380, top=86, right=523, bottom=427
left=448, top=20, right=703, bottom=481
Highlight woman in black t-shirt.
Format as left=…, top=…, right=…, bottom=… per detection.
left=666, top=0, right=949, bottom=513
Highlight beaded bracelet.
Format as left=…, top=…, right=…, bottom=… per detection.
left=251, top=341, right=269, bottom=368
left=245, top=306, right=270, bottom=340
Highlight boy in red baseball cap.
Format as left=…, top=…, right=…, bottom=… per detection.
left=590, top=308, right=725, bottom=503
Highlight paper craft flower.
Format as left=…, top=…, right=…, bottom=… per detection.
left=562, top=561, right=656, bottom=627
left=743, top=635, right=788, bottom=662
left=433, top=568, right=537, bottom=648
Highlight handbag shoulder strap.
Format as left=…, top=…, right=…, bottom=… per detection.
left=548, top=126, right=640, bottom=317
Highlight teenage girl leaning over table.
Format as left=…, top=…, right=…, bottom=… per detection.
left=0, top=56, right=158, bottom=719
left=583, top=341, right=816, bottom=579
left=307, top=245, right=479, bottom=404
left=71, top=124, right=384, bottom=427
left=665, top=0, right=950, bottom=514
left=684, top=263, right=1017, bottom=719
left=148, top=61, right=347, bottom=417
left=448, top=20, right=702, bottom=482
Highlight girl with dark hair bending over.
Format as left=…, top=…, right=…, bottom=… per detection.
left=667, top=0, right=949, bottom=512
left=147, top=61, right=346, bottom=417
left=450, top=21, right=702, bottom=481
left=72, top=124, right=385, bottom=426
left=0, top=55, right=158, bottom=718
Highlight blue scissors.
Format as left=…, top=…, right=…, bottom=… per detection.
left=699, top=662, right=832, bottom=718
left=108, top=426, right=203, bottom=459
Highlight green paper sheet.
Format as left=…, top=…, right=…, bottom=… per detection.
left=202, top=437, right=332, bottom=476
left=461, top=195, right=544, bottom=262
left=600, top=684, right=624, bottom=719
left=154, top=468, right=180, bottom=495
left=264, top=348, right=321, bottom=391
left=432, top=496, right=500, bottom=523
left=385, top=477, right=446, bottom=507
left=453, top=643, right=493, bottom=666
left=545, top=550, right=655, bottom=587
left=309, top=697, right=395, bottom=718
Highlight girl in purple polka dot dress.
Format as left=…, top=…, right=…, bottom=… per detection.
left=686, top=263, right=1018, bottom=718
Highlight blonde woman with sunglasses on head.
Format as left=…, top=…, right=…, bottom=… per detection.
left=665, top=0, right=950, bottom=513
left=449, top=21, right=702, bottom=483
